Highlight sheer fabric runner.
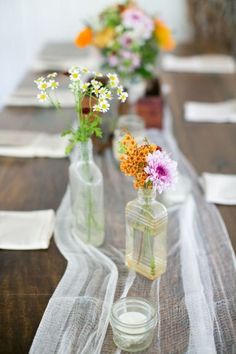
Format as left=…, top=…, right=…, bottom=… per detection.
left=30, top=109, right=236, bottom=353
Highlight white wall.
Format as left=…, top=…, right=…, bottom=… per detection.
left=0, top=0, right=192, bottom=108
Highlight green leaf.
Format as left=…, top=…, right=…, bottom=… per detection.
left=65, top=142, right=75, bottom=155
left=61, top=129, right=72, bottom=137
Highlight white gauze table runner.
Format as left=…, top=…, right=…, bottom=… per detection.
left=30, top=108, right=236, bottom=354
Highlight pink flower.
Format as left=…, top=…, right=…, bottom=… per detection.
left=122, top=8, right=154, bottom=40
left=144, top=150, right=178, bottom=193
left=119, top=33, right=133, bottom=48
left=120, top=50, right=141, bottom=70
left=108, top=54, right=119, bottom=67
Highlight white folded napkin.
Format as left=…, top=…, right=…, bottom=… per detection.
left=200, top=173, right=236, bottom=205
left=0, top=130, right=67, bottom=158
left=6, top=88, right=75, bottom=108
left=162, top=54, right=236, bottom=74
left=0, top=210, right=55, bottom=250
left=184, top=100, right=236, bottom=123
left=31, top=48, right=101, bottom=72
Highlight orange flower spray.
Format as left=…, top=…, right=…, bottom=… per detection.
left=119, top=133, right=161, bottom=189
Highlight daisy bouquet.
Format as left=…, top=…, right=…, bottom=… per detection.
left=35, top=67, right=128, bottom=154
left=75, top=1, right=175, bottom=80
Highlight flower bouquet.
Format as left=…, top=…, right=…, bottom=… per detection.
left=75, top=1, right=175, bottom=127
left=35, top=67, right=128, bottom=246
left=119, top=133, right=177, bottom=279
left=75, top=1, right=175, bottom=80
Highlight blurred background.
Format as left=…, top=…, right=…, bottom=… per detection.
left=1, top=0, right=236, bottom=108
left=0, top=0, right=190, bottom=108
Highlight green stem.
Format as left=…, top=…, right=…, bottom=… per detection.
left=136, top=199, right=156, bottom=276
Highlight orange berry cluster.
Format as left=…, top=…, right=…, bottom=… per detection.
left=119, top=133, right=161, bottom=189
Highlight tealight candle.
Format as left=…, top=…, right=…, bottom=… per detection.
left=110, top=297, right=157, bottom=352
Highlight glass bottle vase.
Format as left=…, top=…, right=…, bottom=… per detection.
left=125, top=188, right=167, bottom=280
left=69, top=139, right=104, bottom=247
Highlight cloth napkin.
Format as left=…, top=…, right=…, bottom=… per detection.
left=31, top=48, right=101, bottom=72
left=200, top=173, right=236, bottom=205
left=184, top=100, right=236, bottom=123
left=0, top=210, right=55, bottom=250
left=162, top=54, right=236, bottom=74
left=6, top=89, right=75, bottom=108
left=0, top=130, right=67, bottom=158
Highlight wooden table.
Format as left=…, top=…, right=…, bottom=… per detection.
left=0, top=43, right=235, bottom=354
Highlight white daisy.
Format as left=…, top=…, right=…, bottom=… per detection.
left=70, top=71, right=80, bottom=81
left=118, top=91, right=128, bottom=103
left=69, top=66, right=79, bottom=74
left=81, top=67, right=89, bottom=73
left=109, top=79, right=119, bottom=88
left=98, top=99, right=110, bottom=112
left=34, top=76, right=45, bottom=84
left=91, top=79, right=102, bottom=89
left=47, top=72, right=57, bottom=79
left=107, top=73, right=119, bottom=82
left=37, top=81, right=49, bottom=91
left=49, top=80, right=59, bottom=90
left=117, top=85, right=124, bottom=95
left=100, top=89, right=112, bottom=100
left=93, top=71, right=103, bottom=77
left=37, top=92, right=48, bottom=102
left=80, top=82, right=90, bottom=92
left=93, top=104, right=101, bottom=112
left=92, top=87, right=100, bottom=97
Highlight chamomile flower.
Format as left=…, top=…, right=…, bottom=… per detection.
left=34, top=76, right=45, bottom=84
left=92, top=87, right=100, bottom=97
left=69, top=66, right=79, bottom=74
left=49, top=80, right=59, bottom=90
left=80, top=82, right=90, bottom=92
left=91, top=79, right=102, bottom=89
left=37, top=92, right=48, bottom=102
left=109, top=80, right=119, bottom=88
left=107, top=73, right=119, bottom=82
left=98, top=99, right=110, bottom=112
left=93, top=71, right=103, bottom=77
left=100, top=89, right=112, bottom=100
left=93, top=104, right=101, bottom=112
left=117, top=85, right=124, bottom=95
left=37, top=81, right=49, bottom=91
left=70, top=71, right=80, bottom=81
left=118, top=91, right=128, bottom=103
left=81, top=67, right=89, bottom=73
left=47, top=72, right=57, bottom=79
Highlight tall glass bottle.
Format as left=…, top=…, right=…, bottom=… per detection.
left=69, top=139, right=104, bottom=247
left=125, top=188, right=167, bottom=280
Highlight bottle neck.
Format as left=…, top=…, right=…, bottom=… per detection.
left=78, top=139, right=93, bottom=162
left=138, top=188, right=156, bottom=205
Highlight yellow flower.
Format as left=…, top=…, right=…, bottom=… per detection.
left=92, top=27, right=115, bottom=48
left=154, top=19, right=175, bottom=51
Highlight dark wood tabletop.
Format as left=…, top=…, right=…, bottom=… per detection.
left=0, top=43, right=235, bottom=354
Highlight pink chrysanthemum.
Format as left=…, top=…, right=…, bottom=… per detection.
left=144, top=150, right=178, bottom=193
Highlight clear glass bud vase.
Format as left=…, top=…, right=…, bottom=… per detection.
left=125, top=188, right=167, bottom=280
left=69, top=139, right=104, bottom=247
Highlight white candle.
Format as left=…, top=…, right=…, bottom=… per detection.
left=119, top=311, right=147, bottom=325
left=110, top=297, right=157, bottom=352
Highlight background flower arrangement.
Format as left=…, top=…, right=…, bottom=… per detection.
left=75, top=1, right=175, bottom=80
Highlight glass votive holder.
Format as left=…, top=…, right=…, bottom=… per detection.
left=110, top=297, right=157, bottom=352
